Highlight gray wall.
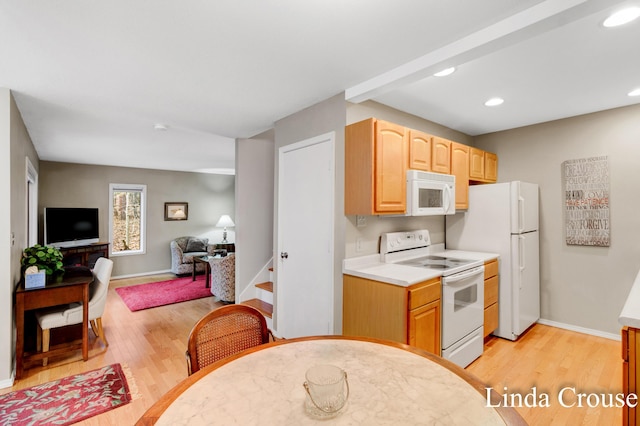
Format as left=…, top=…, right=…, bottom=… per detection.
left=2, top=89, right=40, bottom=386
left=235, top=129, right=275, bottom=298
left=475, top=103, right=640, bottom=336
left=0, top=89, right=9, bottom=387
left=38, top=162, right=235, bottom=277
left=273, top=93, right=347, bottom=333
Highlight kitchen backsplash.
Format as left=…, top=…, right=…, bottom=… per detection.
left=345, top=214, right=445, bottom=258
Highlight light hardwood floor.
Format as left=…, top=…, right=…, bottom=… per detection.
left=467, top=324, right=622, bottom=425
left=3, top=274, right=623, bottom=425
left=2, top=273, right=223, bottom=425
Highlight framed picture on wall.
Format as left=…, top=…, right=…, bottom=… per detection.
left=164, top=202, right=188, bottom=221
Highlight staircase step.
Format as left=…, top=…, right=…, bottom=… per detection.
left=242, top=298, right=273, bottom=318
left=256, top=281, right=273, bottom=293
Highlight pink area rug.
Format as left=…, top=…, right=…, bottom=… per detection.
left=0, top=363, right=133, bottom=425
left=116, top=275, right=212, bottom=311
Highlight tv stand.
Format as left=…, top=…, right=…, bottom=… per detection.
left=60, top=242, right=110, bottom=269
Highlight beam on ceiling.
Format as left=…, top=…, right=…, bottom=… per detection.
left=345, top=0, right=618, bottom=103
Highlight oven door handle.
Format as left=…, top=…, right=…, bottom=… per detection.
left=442, top=267, right=484, bottom=285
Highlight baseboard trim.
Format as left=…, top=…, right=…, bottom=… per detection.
left=537, top=318, right=620, bottom=341
left=0, top=368, right=15, bottom=390
left=111, top=269, right=172, bottom=280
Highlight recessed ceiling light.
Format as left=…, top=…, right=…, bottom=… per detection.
left=434, top=67, right=456, bottom=77
left=484, top=97, right=504, bottom=107
left=629, top=88, right=640, bottom=97
left=154, top=123, right=169, bottom=131
left=603, top=7, right=640, bottom=27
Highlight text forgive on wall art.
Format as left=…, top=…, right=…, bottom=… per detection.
left=563, top=156, right=610, bottom=247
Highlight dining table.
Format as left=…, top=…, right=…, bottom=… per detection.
left=137, top=335, right=526, bottom=425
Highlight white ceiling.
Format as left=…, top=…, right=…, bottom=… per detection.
left=1, top=0, right=638, bottom=174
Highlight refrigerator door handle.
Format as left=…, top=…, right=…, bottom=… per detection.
left=519, top=236, right=525, bottom=289
left=518, top=195, right=525, bottom=233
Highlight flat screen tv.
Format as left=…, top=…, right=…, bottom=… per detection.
left=44, top=207, right=99, bottom=248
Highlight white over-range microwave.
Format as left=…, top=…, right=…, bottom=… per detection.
left=406, top=170, right=456, bottom=216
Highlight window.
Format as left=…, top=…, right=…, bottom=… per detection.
left=109, top=183, right=146, bottom=256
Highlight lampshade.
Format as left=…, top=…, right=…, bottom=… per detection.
left=216, top=215, right=235, bottom=228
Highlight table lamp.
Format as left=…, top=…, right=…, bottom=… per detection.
left=216, top=215, right=235, bottom=243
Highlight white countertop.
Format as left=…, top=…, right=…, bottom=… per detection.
left=343, top=246, right=499, bottom=287
left=619, top=269, right=640, bottom=328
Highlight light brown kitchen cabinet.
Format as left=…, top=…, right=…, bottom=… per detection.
left=345, top=118, right=407, bottom=215
left=408, top=299, right=441, bottom=355
left=622, top=326, right=640, bottom=425
left=485, top=152, right=498, bottom=181
left=483, top=259, right=499, bottom=338
left=470, top=148, right=485, bottom=180
left=431, top=137, right=451, bottom=173
left=345, top=117, right=499, bottom=214
left=408, top=129, right=432, bottom=171
left=450, top=142, right=469, bottom=210
left=470, top=148, right=498, bottom=183
left=343, top=275, right=441, bottom=356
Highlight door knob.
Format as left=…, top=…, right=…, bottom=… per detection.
left=280, top=252, right=289, bottom=259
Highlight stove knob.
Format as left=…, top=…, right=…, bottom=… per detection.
left=396, top=237, right=402, bottom=245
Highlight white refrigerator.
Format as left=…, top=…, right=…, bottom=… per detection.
left=446, top=181, right=540, bottom=341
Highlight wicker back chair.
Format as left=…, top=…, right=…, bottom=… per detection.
left=186, top=304, right=272, bottom=376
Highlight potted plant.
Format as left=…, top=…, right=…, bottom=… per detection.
left=21, top=244, right=64, bottom=276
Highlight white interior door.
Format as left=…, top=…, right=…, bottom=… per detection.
left=26, top=157, right=38, bottom=246
left=276, top=132, right=334, bottom=338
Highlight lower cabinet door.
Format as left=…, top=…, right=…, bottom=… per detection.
left=408, top=300, right=441, bottom=356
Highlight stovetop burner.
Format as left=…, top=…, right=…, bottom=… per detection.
left=397, top=255, right=477, bottom=270
left=380, top=230, right=484, bottom=276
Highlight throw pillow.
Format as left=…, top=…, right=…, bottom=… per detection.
left=185, top=237, right=208, bottom=252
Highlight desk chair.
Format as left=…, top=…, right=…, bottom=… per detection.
left=36, top=257, right=113, bottom=366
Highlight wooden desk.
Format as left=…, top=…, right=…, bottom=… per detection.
left=137, top=336, right=526, bottom=425
left=15, top=266, right=93, bottom=379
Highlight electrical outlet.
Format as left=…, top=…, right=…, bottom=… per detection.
left=356, top=237, right=364, bottom=252
left=356, top=215, right=366, bottom=227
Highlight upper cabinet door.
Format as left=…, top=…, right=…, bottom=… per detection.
left=469, top=148, right=485, bottom=180
left=451, top=142, right=469, bottom=210
left=375, top=120, right=407, bottom=213
left=408, top=129, right=432, bottom=171
left=484, top=152, right=498, bottom=182
left=431, top=137, right=451, bottom=174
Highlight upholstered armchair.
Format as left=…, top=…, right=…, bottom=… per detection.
left=210, top=253, right=235, bottom=304
left=170, top=236, right=214, bottom=275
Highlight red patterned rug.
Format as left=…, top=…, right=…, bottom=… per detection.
left=116, top=275, right=212, bottom=311
left=0, top=363, right=133, bottom=425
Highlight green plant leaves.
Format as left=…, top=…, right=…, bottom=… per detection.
left=21, top=244, right=64, bottom=275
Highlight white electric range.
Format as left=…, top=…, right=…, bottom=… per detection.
left=380, top=230, right=485, bottom=368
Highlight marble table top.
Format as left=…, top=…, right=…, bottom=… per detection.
left=144, top=337, right=520, bottom=425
